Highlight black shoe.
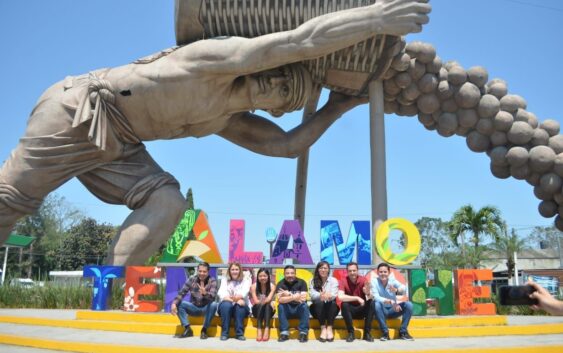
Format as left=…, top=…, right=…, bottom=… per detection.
left=345, top=332, right=355, bottom=342
left=327, top=337, right=334, bottom=342
left=298, top=332, right=308, bottom=343
left=318, top=337, right=326, bottom=342
left=236, top=335, right=246, bottom=341
left=399, top=331, right=414, bottom=341
left=363, top=332, right=374, bottom=342
left=200, top=328, right=208, bottom=340
left=178, top=326, right=193, bottom=338
left=380, top=333, right=390, bottom=341
left=278, top=334, right=289, bottom=342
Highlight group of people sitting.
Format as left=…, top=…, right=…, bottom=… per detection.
left=170, top=261, right=414, bottom=343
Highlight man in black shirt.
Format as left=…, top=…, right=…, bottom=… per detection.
left=275, top=265, right=310, bottom=343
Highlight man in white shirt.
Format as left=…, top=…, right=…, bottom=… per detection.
left=370, top=263, right=414, bottom=341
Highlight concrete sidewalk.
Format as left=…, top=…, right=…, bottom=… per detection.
left=0, top=309, right=562, bottom=353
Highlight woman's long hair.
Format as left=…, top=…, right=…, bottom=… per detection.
left=227, top=262, right=243, bottom=281
left=255, top=268, right=271, bottom=297
left=312, top=261, right=330, bottom=291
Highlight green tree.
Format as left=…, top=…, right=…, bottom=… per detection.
left=414, top=217, right=466, bottom=269
left=416, top=217, right=446, bottom=266
left=13, top=194, right=83, bottom=278
left=57, top=218, right=115, bottom=270
left=527, top=225, right=562, bottom=249
left=186, top=188, right=195, bottom=210
left=489, top=227, right=528, bottom=281
left=448, top=205, right=505, bottom=268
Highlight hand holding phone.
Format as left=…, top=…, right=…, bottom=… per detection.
left=499, top=285, right=538, bottom=306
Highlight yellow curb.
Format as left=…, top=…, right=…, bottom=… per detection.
left=0, top=316, right=177, bottom=335
left=411, top=323, right=563, bottom=338
left=0, top=333, right=562, bottom=353
left=75, top=310, right=507, bottom=328
left=1, top=315, right=562, bottom=339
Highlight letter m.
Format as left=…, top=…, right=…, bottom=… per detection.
left=320, top=220, right=371, bottom=265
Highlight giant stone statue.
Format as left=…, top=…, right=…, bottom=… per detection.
left=0, top=0, right=431, bottom=265
left=2, top=0, right=562, bottom=266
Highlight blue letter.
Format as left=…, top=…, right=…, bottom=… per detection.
left=320, top=221, right=371, bottom=265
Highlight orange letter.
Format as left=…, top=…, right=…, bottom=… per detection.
left=124, top=266, right=162, bottom=312
left=455, top=269, right=496, bottom=315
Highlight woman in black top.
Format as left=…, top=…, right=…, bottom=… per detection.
left=250, top=268, right=276, bottom=341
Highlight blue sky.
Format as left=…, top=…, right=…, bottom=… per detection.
left=1, top=0, right=561, bottom=262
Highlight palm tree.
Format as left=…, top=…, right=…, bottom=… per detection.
left=490, top=227, right=528, bottom=283
left=448, top=205, right=505, bottom=267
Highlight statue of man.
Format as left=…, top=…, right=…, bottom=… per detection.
left=0, top=0, right=430, bottom=265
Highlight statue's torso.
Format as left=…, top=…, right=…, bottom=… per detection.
left=104, top=54, right=237, bottom=141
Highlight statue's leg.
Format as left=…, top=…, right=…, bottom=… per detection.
left=77, top=144, right=184, bottom=266
left=106, top=184, right=187, bottom=265
left=0, top=80, right=107, bottom=244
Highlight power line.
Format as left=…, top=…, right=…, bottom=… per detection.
left=499, top=0, right=563, bottom=13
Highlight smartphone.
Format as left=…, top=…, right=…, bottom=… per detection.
left=498, top=285, right=538, bottom=306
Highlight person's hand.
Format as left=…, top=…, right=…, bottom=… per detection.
left=388, top=285, right=398, bottom=294
left=170, top=303, right=178, bottom=316
left=236, top=299, right=245, bottom=306
left=327, top=91, right=368, bottom=111
left=393, top=303, right=402, bottom=312
left=357, top=297, right=365, bottom=306
left=198, top=283, right=207, bottom=296
left=277, top=289, right=290, bottom=297
left=528, top=280, right=563, bottom=315
left=300, top=292, right=307, bottom=302
left=363, top=282, right=371, bottom=295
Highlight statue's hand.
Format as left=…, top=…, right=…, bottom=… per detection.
left=373, top=0, right=431, bottom=36
left=327, top=91, right=368, bottom=111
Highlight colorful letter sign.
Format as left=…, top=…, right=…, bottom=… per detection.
left=124, top=266, right=162, bottom=312
left=455, top=269, right=496, bottom=315
left=269, top=220, right=313, bottom=264
left=409, top=269, right=454, bottom=316
left=320, top=220, right=371, bottom=265
left=164, top=267, right=189, bottom=313
left=375, top=218, right=421, bottom=266
left=177, top=210, right=223, bottom=263
left=161, top=209, right=197, bottom=263
left=83, top=266, right=125, bottom=311
left=228, top=220, right=263, bottom=264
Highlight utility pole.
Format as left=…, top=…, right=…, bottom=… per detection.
left=558, top=234, right=563, bottom=269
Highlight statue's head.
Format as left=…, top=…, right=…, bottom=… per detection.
left=250, top=64, right=312, bottom=117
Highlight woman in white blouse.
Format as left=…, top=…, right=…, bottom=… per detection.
left=218, top=262, right=251, bottom=340
left=309, top=261, right=339, bottom=342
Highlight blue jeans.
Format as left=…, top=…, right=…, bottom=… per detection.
left=218, top=301, right=250, bottom=337
left=277, top=302, right=310, bottom=335
left=373, top=301, right=413, bottom=334
left=177, top=301, right=218, bottom=329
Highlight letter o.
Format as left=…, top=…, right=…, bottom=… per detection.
left=375, top=218, right=421, bottom=266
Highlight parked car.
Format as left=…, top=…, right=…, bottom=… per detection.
left=9, top=278, right=36, bottom=288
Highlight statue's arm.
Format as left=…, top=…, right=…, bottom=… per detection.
left=182, top=0, right=429, bottom=75
left=217, top=93, right=367, bottom=158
